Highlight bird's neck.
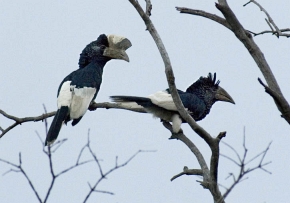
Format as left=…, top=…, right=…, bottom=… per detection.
left=91, top=58, right=110, bottom=68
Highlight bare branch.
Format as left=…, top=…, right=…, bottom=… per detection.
left=171, top=166, right=203, bottom=181
left=0, top=102, right=146, bottom=138
left=128, top=1, right=229, bottom=202
left=0, top=109, right=55, bottom=138
left=247, top=28, right=290, bottom=37
left=243, top=0, right=290, bottom=38
left=162, top=121, right=209, bottom=175
left=0, top=154, right=43, bottom=202
left=176, top=7, right=231, bottom=31
left=216, top=0, right=290, bottom=123
left=176, top=1, right=290, bottom=123
left=88, top=101, right=146, bottom=113
left=221, top=141, right=242, bottom=163
left=0, top=129, right=94, bottom=203
left=258, top=78, right=290, bottom=116
left=145, top=0, right=152, bottom=16
left=128, top=0, right=215, bottom=169
left=83, top=148, right=150, bottom=202
left=221, top=138, right=272, bottom=200
left=94, top=190, right=115, bottom=195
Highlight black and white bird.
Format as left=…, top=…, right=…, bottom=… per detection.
left=45, top=34, right=131, bottom=146
left=111, top=73, right=235, bottom=133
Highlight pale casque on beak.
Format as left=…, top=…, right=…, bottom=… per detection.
left=103, top=34, right=132, bottom=62
left=215, top=86, right=235, bottom=104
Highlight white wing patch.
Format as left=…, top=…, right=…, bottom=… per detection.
left=148, top=90, right=177, bottom=111
left=57, top=81, right=72, bottom=109
left=70, top=86, right=96, bottom=119
left=57, top=81, right=96, bottom=119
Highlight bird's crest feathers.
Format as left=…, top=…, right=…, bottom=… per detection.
left=186, top=72, right=220, bottom=93
left=78, top=34, right=109, bottom=68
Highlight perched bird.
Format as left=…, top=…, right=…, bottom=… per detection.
left=45, top=34, right=131, bottom=146
left=110, top=73, right=235, bottom=133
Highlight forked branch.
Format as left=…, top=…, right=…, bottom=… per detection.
left=221, top=134, right=272, bottom=199
left=243, top=0, right=290, bottom=38
left=175, top=0, right=290, bottom=124
left=0, top=128, right=144, bottom=202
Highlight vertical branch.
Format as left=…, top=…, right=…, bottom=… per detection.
left=128, top=1, right=226, bottom=202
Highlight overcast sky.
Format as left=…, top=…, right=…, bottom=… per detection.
left=1, top=0, right=290, bottom=202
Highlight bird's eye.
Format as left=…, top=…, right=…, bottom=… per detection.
left=100, top=45, right=106, bottom=50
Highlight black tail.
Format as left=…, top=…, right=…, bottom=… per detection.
left=45, top=106, right=69, bottom=146
left=110, top=96, right=153, bottom=108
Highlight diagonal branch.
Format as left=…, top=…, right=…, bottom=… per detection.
left=258, top=78, right=290, bottom=116
left=163, top=121, right=209, bottom=178
left=176, top=7, right=232, bottom=31
left=128, top=0, right=214, bottom=156
left=0, top=153, right=43, bottom=202
left=215, top=0, right=290, bottom=124
left=176, top=1, right=290, bottom=124
left=128, top=1, right=227, bottom=202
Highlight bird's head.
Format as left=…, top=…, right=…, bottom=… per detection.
left=78, top=34, right=132, bottom=68
left=186, top=73, right=235, bottom=105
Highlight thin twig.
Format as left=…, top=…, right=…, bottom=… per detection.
left=243, top=0, right=290, bottom=38
left=247, top=28, right=290, bottom=37
left=221, top=138, right=272, bottom=200
left=83, top=148, right=151, bottom=202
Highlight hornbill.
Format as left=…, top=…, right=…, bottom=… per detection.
left=45, top=34, right=131, bottom=146
left=110, top=73, right=235, bottom=133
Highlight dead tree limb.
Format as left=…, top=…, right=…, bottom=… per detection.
left=176, top=0, right=290, bottom=125
left=0, top=102, right=146, bottom=138
left=243, top=0, right=290, bottom=38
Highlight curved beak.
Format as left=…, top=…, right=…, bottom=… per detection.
left=103, top=35, right=132, bottom=62
left=215, top=86, right=235, bottom=104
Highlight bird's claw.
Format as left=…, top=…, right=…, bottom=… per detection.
left=88, top=101, right=97, bottom=111
left=169, top=132, right=181, bottom=140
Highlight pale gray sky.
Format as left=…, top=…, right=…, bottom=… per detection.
left=1, top=0, right=290, bottom=202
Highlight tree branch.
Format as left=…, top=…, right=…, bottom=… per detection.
left=221, top=134, right=272, bottom=200
left=0, top=153, right=43, bottom=202
left=0, top=102, right=146, bottom=138
left=83, top=137, right=150, bottom=202
left=247, top=28, right=290, bottom=37
left=175, top=1, right=290, bottom=124
left=176, top=7, right=232, bottom=31
left=145, top=0, right=152, bottom=16
left=243, top=0, right=290, bottom=38
left=171, top=166, right=203, bottom=181
left=0, top=109, right=55, bottom=138
left=128, top=0, right=216, bottom=158
left=215, top=0, right=290, bottom=124
left=128, top=1, right=229, bottom=202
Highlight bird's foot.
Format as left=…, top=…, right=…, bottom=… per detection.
left=88, top=101, right=97, bottom=111
left=169, top=129, right=183, bottom=140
